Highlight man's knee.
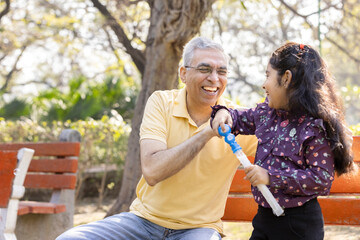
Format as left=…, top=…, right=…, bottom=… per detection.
left=178, top=228, right=221, bottom=240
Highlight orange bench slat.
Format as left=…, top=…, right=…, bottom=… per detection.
left=229, top=170, right=251, bottom=193
left=24, top=174, right=77, bottom=189
left=0, top=142, right=80, bottom=157
left=353, top=136, right=360, bottom=163
left=222, top=195, right=257, bottom=221
left=18, top=201, right=66, bottom=215
left=330, top=173, right=360, bottom=193
left=18, top=204, right=30, bottom=215
left=28, top=158, right=78, bottom=173
left=230, top=168, right=360, bottom=194
left=0, top=151, right=18, bottom=208
left=222, top=195, right=360, bottom=225
left=318, top=196, right=360, bottom=225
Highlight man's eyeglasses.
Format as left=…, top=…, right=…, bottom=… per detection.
left=185, top=66, right=228, bottom=77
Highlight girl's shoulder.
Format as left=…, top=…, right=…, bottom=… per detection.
left=268, top=117, right=328, bottom=157
left=298, top=117, right=328, bottom=142
left=252, top=101, right=271, bottom=114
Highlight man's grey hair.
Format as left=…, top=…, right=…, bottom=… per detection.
left=182, top=37, right=229, bottom=67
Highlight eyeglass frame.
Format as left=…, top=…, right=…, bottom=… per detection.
left=184, top=64, right=229, bottom=77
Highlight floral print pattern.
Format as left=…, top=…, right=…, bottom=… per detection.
left=226, top=102, right=335, bottom=208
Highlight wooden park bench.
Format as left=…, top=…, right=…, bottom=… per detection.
left=222, top=135, right=360, bottom=226
left=0, top=129, right=81, bottom=240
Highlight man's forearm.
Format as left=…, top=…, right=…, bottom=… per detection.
left=141, top=126, right=215, bottom=186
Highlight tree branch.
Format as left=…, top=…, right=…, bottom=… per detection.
left=16, top=80, right=54, bottom=88
left=229, top=54, right=263, bottom=95
left=91, top=0, right=145, bottom=75
left=1, top=45, right=27, bottom=93
left=325, top=36, right=360, bottom=64
left=279, top=0, right=360, bottom=64
left=103, top=26, right=122, bottom=63
left=0, top=0, right=10, bottom=22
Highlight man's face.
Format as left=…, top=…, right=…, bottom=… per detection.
left=180, top=48, right=228, bottom=109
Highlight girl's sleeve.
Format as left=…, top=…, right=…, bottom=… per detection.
left=268, top=125, right=335, bottom=197
left=211, top=105, right=258, bottom=135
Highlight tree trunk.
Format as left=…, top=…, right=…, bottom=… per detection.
left=106, top=0, right=216, bottom=217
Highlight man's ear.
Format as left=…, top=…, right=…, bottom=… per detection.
left=282, top=70, right=292, bottom=88
left=179, top=66, right=187, bottom=83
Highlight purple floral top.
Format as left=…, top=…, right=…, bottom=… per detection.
left=214, top=101, right=335, bottom=209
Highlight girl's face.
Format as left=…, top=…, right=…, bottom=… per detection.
left=263, top=63, right=289, bottom=110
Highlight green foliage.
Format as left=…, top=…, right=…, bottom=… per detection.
left=0, top=115, right=130, bottom=180
left=350, top=123, right=360, bottom=136
left=6, top=74, right=139, bottom=123
left=0, top=99, right=31, bottom=120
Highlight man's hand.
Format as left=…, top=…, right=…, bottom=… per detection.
left=211, top=109, right=233, bottom=137
left=244, top=165, right=270, bottom=186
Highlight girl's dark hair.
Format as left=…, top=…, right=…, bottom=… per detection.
left=269, top=42, right=354, bottom=176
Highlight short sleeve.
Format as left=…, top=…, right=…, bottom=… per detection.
left=139, top=92, right=168, bottom=144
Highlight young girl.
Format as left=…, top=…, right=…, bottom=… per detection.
left=211, top=42, right=354, bottom=240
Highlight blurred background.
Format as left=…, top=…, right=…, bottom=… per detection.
left=1, top=0, right=359, bottom=212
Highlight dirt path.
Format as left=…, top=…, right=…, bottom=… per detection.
left=74, top=198, right=360, bottom=240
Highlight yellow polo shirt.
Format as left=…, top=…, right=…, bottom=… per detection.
left=130, top=87, right=257, bottom=234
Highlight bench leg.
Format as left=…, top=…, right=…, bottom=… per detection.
left=1, top=200, right=19, bottom=240
left=3, top=233, right=16, bottom=240
left=3, top=199, right=20, bottom=240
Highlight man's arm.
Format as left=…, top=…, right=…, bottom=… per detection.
left=140, top=126, right=215, bottom=186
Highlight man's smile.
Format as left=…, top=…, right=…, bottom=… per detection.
left=202, top=86, right=218, bottom=93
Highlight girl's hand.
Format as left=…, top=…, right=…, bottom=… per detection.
left=211, top=109, right=233, bottom=137
left=244, top=165, right=270, bottom=186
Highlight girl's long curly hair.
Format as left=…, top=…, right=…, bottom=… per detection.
left=269, top=42, right=354, bottom=176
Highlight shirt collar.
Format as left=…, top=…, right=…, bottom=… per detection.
left=173, top=86, right=227, bottom=121
left=173, top=87, right=189, bottom=119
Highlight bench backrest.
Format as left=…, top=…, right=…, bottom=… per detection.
left=223, top=136, right=360, bottom=225
left=0, top=142, right=80, bottom=190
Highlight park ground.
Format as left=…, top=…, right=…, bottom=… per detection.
left=74, top=198, right=360, bottom=240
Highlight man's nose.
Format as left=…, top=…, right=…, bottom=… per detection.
left=207, top=70, right=220, bottom=81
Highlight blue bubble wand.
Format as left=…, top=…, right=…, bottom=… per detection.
left=219, top=124, right=284, bottom=216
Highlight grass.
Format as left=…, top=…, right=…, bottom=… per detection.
left=223, top=222, right=253, bottom=239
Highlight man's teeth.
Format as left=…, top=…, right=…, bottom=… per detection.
left=203, top=87, right=217, bottom=92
